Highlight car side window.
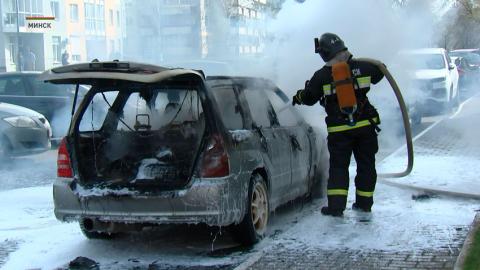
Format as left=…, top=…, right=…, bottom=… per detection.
left=210, top=86, right=243, bottom=130
left=79, top=91, right=119, bottom=132
left=243, top=88, right=276, bottom=128
left=0, top=79, right=7, bottom=94
left=116, top=89, right=203, bottom=131
left=27, top=76, right=72, bottom=96
left=266, top=90, right=299, bottom=127
left=0, top=77, right=27, bottom=95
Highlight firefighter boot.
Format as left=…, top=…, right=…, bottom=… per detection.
left=352, top=202, right=371, bottom=213
left=321, top=206, right=344, bottom=217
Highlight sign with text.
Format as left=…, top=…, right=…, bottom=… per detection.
left=26, top=16, right=56, bottom=33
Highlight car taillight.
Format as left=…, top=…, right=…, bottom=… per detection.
left=57, top=137, right=73, bottom=178
left=200, top=134, right=230, bottom=178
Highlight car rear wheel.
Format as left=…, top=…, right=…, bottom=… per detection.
left=230, top=173, right=269, bottom=246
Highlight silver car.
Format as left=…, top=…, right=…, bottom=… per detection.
left=42, top=61, right=327, bottom=245
left=0, top=102, right=51, bottom=158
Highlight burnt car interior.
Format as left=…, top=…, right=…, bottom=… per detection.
left=73, top=80, right=206, bottom=191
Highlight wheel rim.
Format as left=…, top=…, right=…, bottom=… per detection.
left=251, top=181, right=268, bottom=234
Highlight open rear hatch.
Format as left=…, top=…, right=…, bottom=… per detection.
left=42, top=63, right=208, bottom=193
left=76, top=82, right=207, bottom=192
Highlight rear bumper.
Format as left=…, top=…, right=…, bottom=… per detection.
left=53, top=176, right=248, bottom=227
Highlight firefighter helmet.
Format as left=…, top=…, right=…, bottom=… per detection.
left=315, top=33, right=347, bottom=62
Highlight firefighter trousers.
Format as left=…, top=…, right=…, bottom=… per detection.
left=326, top=125, right=378, bottom=211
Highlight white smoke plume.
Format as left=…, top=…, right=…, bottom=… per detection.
left=243, top=0, right=443, bottom=152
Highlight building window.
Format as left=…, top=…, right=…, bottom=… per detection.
left=52, top=36, right=61, bottom=63
left=84, top=2, right=105, bottom=34
left=116, top=10, right=120, bottom=26
left=4, top=0, right=43, bottom=27
left=69, top=35, right=82, bottom=62
left=96, top=4, right=105, bottom=32
left=50, top=0, right=59, bottom=20
left=109, top=9, right=113, bottom=26
left=72, top=55, right=81, bottom=62
left=70, top=4, right=78, bottom=22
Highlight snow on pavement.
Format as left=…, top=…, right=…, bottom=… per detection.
left=264, top=181, right=479, bottom=254
left=0, top=150, right=56, bottom=192
left=0, top=186, right=243, bottom=270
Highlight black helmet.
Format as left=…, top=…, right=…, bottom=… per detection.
left=315, top=33, right=347, bottom=62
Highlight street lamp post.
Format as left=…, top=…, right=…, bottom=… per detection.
left=15, top=0, right=21, bottom=71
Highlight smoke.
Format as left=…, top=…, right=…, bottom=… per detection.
left=245, top=0, right=435, bottom=87
left=240, top=0, right=442, bottom=152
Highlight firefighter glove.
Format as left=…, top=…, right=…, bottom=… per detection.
left=292, top=90, right=303, bottom=106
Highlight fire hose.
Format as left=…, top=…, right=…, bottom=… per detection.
left=356, top=58, right=413, bottom=178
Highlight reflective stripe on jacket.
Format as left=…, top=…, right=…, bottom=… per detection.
left=327, top=117, right=379, bottom=133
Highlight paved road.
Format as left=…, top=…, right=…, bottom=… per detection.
left=0, top=94, right=477, bottom=269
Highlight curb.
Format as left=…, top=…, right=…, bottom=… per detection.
left=233, top=250, right=264, bottom=270
left=454, top=213, right=480, bottom=270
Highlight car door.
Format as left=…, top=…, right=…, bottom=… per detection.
left=445, top=53, right=459, bottom=99
left=266, top=88, right=312, bottom=198
left=207, top=80, right=252, bottom=186
left=241, top=86, right=292, bottom=201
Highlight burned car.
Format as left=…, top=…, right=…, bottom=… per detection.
left=43, top=61, right=327, bottom=245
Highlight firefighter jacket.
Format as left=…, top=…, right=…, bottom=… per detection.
left=296, top=58, right=384, bottom=133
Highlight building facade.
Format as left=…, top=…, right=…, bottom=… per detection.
left=0, top=0, right=282, bottom=71
left=0, top=0, right=124, bottom=72
left=123, top=0, right=283, bottom=65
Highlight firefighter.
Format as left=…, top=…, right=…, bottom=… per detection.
left=292, top=33, right=384, bottom=217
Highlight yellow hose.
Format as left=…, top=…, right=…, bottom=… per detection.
left=355, top=58, right=414, bottom=178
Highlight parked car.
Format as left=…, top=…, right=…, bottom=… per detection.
left=450, top=49, right=480, bottom=65
left=450, top=56, right=480, bottom=95
left=0, top=72, right=86, bottom=142
left=41, top=61, right=327, bottom=245
left=0, top=102, right=51, bottom=158
left=398, top=48, right=459, bottom=124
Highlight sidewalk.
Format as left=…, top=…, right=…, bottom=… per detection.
left=379, top=94, right=480, bottom=199
left=240, top=95, right=480, bottom=270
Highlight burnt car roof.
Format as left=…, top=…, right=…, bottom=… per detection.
left=39, top=61, right=205, bottom=84
left=207, top=76, right=289, bottom=102
left=207, top=76, right=276, bottom=87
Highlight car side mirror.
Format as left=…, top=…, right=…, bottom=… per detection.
left=448, top=63, right=456, bottom=70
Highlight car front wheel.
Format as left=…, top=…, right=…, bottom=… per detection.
left=231, top=173, right=269, bottom=246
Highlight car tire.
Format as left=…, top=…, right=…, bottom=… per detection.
left=79, top=218, right=118, bottom=239
left=230, top=173, right=269, bottom=246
